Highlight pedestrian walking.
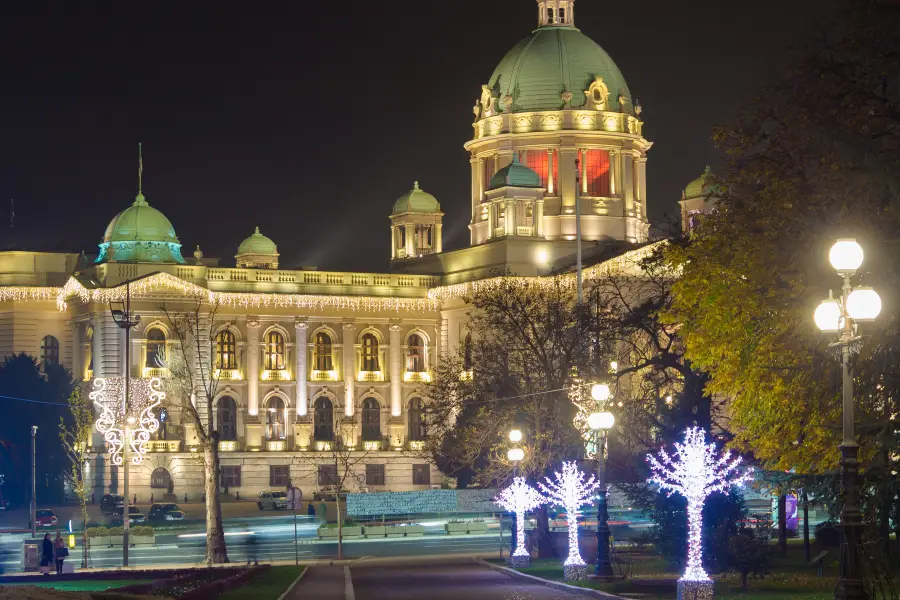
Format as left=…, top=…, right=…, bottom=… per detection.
left=150, top=493, right=154, bottom=504
left=307, top=502, right=316, bottom=517
left=40, top=533, right=53, bottom=575
left=184, top=493, right=188, bottom=503
left=132, top=494, right=137, bottom=506
left=53, top=532, right=67, bottom=574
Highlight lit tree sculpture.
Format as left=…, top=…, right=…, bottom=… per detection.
left=538, top=461, right=600, bottom=581
left=494, top=477, right=544, bottom=567
left=647, top=427, right=753, bottom=600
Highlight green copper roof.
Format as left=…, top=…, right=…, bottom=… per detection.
left=97, top=193, right=185, bottom=264
left=488, top=26, right=632, bottom=114
left=489, top=154, right=542, bottom=189
left=683, top=166, right=718, bottom=200
left=392, top=181, right=441, bottom=214
left=237, top=226, right=278, bottom=256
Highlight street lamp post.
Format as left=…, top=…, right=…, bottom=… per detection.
left=588, top=382, right=615, bottom=579
left=814, top=238, right=881, bottom=600
left=507, top=429, right=525, bottom=559
left=110, top=282, right=140, bottom=567
left=31, top=425, right=37, bottom=538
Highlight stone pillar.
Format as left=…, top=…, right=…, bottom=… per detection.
left=470, top=156, right=479, bottom=224
left=622, top=152, right=635, bottom=216
left=580, top=148, right=588, bottom=195
left=390, top=227, right=396, bottom=260
left=294, top=318, right=308, bottom=417
left=547, top=149, right=555, bottom=195
left=505, top=201, right=514, bottom=235
left=434, top=223, right=442, bottom=253
left=247, top=318, right=261, bottom=416
left=389, top=321, right=402, bottom=417
left=536, top=199, right=545, bottom=237
left=637, top=156, right=648, bottom=218
left=342, top=322, right=356, bottom=417
left=405, top=224, right=415, bottom=258
left=558, top=143, right=577, bottom=210
left=72, top=322, right=84, bottom=382
left=609, top=150, right=617, bottom=196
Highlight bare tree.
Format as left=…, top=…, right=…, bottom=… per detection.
left=59, top=385, right=92, bottom=568
left=160, top=297, right=229, bottom=564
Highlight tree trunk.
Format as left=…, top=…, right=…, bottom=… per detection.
left=336, top=491, right=343, bottom=560
left=802, top=488, right=810, bottom=563
left=203, top=443, right=228, bottom=564
left=80, top=497, right=89, bottom=568
left=741, top=570, right=748, bottom=590
left=535, top=505, right=554, bottom=558
left=777, top=494, right=787, bottom=555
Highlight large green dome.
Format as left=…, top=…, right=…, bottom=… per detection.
left=392, top=181, right=441, bottom=214
left=237, top=226, right=278, bottom=256
left=488, top=26, right=633, bottom=114
left=96, top=193, right=185, bottom=264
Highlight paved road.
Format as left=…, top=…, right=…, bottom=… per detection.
left=351, top=562, right=585, bottom=600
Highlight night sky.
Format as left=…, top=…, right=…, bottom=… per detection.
left=0, top=0, right=839, bottom=272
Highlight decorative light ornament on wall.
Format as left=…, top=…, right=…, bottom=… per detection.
left=537, top=461, right=600, bottom=581
left=90, top=377, right=164, bottom=466
left=647, top=427, right=753, bottom=600
left=494, top=477, right=544, bottom=567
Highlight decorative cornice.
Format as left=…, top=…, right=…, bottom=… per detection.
left=294, top=317, right=309, bottom=329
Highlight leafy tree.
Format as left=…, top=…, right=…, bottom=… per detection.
left=726, top=517, right=778, bottom=591
left=59, top=385, right=93, bottom=567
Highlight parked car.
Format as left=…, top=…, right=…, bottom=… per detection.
left=35, top=509, right=58, bottom=528
left=100, top=494, right=124, bottom=514
left=111, top=505, right=146, bottom=525
left=313, top=486, right=347, bottom=502
left=257, top=490, right=288, bottom=510
left=148, top=503, right=185, bottom=522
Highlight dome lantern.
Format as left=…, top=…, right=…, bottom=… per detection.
left=390, top=182, right=443, bottom=262
left=536, top=0, right=575, bottom=27
left=235, top=226, right=280, bottom=269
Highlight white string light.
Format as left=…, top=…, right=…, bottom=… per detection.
left=90, top=377, right=164, bottom=465
left=647, top=427, right=752, bottom=597
left=494, top=477, right=544, bottom=561
left=537, top=461, right=600, bottom=580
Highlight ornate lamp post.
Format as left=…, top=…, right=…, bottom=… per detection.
left=588, top=382, right=615, bottom=579
left=813, top=238, right=881, bottom=600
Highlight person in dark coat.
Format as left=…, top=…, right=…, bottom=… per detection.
left=40, top=533, right=53, bottom=574
left=307, top=502, right=316, bottom=517
left=54, top=532, right=66, bottom=574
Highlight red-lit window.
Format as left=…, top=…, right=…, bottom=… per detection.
left=584, top=150, right=611, bottom=197
left=521, top=150, right=557, bottom=191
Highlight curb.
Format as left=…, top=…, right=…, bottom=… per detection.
left=344, top=565, right=355, bottom=600
left=476, top=558, right=628, bottom=599
left=276, top=567, right=308, bottom=600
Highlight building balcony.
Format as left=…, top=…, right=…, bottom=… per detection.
left=515, top=226, right=534, bottom=236
left=403, top=371, right=431, bottom=383
left=261, top=369, right=291, bottom=381
left=215, top=369, right=242, bottom=381
left=147, top=440, right=182, bottom=453
left=363, top=440, right=383, bottom=451
left=357, top=370, right=385, bottom=382
left=311, top=370, right=339, bottom=382
left=218, top=440, right=238, bottom=452
left=266, top=440, right=287, bottom=452
left=142, top=367, right=170, bottom=379
left=407, top=440, right=426, bottom=452
left=314, top=440, right=334, bottom=452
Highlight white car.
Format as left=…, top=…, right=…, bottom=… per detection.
left=257, top=490, right=289, bottom=510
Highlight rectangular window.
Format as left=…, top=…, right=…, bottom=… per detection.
left=318, top=464, right=338, bottom=486
left=220, top=465, right=241, bottom=488
left=585, top=149, right=611, bottom=197
left=412, top=464, right=431, bottom=486
left=366, top=464, right=386, bottom=486
left=270, top=465, right=290, bottom=487
left=521, top=150, right=557, bottom=190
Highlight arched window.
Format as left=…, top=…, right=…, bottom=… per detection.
left=361, top=333, right=379, bottom=372
left=463, top=331, right=473, bottom=371
left=314, top=332, right=333, bottom=371
left=150, top=467, right=171, bottom=489
left=216, top=330, right=237, bottom=370
left=145, top=328, right=167, bottom=368
left=265, top=331, right=285, bottom=371
left=266, top=396, right=286, bottom=440
left=314, top=397, right=334, bottom=441
left=408, top=398, right=425, bottom=442
left=217, top=396, right=237, bottom=441
left=40, top=335, right=59, bottom=367
left=406, top=334, right=426, bottom=372
left=362, top=397, right=381, bottom=441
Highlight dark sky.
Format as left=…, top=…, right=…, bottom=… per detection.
left=0, top=0, right=839, bottom=272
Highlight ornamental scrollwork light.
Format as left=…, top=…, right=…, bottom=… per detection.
left=90, top=377, right=164, bottom=466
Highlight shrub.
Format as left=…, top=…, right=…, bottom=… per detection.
left=130, top=526, right=155, bottom=537
left=725, top=520, right=778, bottom=590
left=86, top=527, right=108, bottom=538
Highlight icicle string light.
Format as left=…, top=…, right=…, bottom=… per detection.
left=537, top=461, right=600, bottom=568
left=647, top=427, right=753, bottom=583
left=494, top=477, right=544, bottom=558
left=90, top=377, right=164, bottom=466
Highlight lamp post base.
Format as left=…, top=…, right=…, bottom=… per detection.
left=836, top=443, right=867, bottom=600
left=564, top=564, right=588, bottom=581
left=677, top=579, right=714, bottom=600
left=509, top=555, right=531, bottom=568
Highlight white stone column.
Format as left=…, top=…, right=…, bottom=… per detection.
left=390, top=227, right=396, bottom=260
left=622, top=151, right=635, bottom=216
left=342, top=322, right=356, bottom=416
left=638, top=156, right=648, bottom=217
left=389, top=321, right=402, bottom=417
left=294, top=318, right=308, bottom=417
left=434, top=223, right=442, bottom=253
left=536, top=199, right=545, bottom=237
left=580, top=148, right=588, bottom=195
left=247, top=318, right=261, bottom=416
left=405, top=224, right=415, bottom=258
left=559, top=143, right=577, bottom=210
left=470, top=156, right=479, bottom=224
left=547, top=149, right=555, bottom=195
left=609, top=150, right=617, bottom=196
left=505, top=201, right=514, bottom=235
left=72, top=322, right=84, bottom=382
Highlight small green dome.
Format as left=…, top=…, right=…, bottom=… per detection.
left=237, top=226, right=278, bottom=256
left=392, top=182, right=441, bottom=214
left=488, top=26, right=633, bottom=114
left=489, top=155, right=542, bottom=189
left=683, top=166, right=718, bottom=200
left=97, top=193, right=185, bottom=264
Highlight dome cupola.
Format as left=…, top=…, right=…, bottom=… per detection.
left=236, top=226, right=279, bottom=269
left=489, top=154, right=542, bottom=190
left=392, top=181, right=441, bottom=214
left=679, top=166, right=722, bottom=234
left=390, top=182, right=443, bottom=262
left=97, top=192, right=185, bottom=264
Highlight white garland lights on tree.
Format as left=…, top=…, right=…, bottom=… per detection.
left=647, top=427, right=753, bottom=600
left=494, top=477, right=544, bottom=567
left=90, top=377, right=164, bottom=465
left=538, top=461, right=600, bottom=581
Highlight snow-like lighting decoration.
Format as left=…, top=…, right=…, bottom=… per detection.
left=90, top=377, right=164, bottom=465
left=494, top=477, right=544, bottom=566
left=647, top=427, right=753, bottom=600
left=537, top=461, right=600, bottom=580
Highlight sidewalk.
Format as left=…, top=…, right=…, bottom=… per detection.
left=285, top=566, right=345, bottom=600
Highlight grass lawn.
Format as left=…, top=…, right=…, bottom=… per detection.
left=3, top=579, right=154, bottom=592
left=490, top=542, right=841, bottom=600
left=219, top=566, right=306, bottom=600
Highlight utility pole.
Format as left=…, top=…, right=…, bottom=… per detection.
left=575, top=154, right=583, bottom=305
left=31, top=425, right=37, bottom=538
